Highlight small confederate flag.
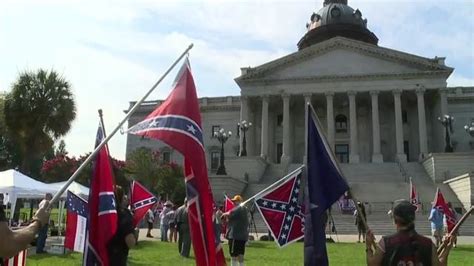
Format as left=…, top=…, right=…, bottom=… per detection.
left=433, top=188, right=456, bottom=233
left=254, top=168, right=305, bottom=247
left=130, top=180, right=158, bottom=227
left=65, top=191, right=88, bottom=252
left=3, top=250, right=26, bottom=266
left=409, top=178, right=421, bottom=212
left=224, top=195, right=235, bottom=213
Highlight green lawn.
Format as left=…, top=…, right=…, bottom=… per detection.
left=26, top=241, right=474, bottom=266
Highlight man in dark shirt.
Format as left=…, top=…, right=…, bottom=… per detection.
left=107, top=186, right=136, bottom=266
left=176, top=198, right=191, bottom=258
left=221, top=195, right=249, bottom=266
left=366, top=199, right=455, bottom=266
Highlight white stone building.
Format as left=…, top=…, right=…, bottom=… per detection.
left=126, top=0, right=474, bottom=234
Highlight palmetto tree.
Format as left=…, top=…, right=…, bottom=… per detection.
left=4, top=69, right=76, bottom=176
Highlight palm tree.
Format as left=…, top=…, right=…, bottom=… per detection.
left=4, top=69, right=76, bottom=176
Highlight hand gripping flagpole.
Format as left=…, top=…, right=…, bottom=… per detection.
left=437, top=206, right=474, bottom=255
left=49, top=44, right=194, bottom=207
left=239, top=165, right=305, bottom=207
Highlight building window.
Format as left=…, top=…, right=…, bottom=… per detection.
left=335, top=144, right=349, bottom=163
left=162, top=151, right=171, bottom=164
left=210, top=151, right=220, bottom=170
left=211, top=125, right=221, bottom=138
left=402, top=110, right=408, bottom=124
left=335, top=115, right=348, bottom=133
left=277, top=114, right=283, bottom=127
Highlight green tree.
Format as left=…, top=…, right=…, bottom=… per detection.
left=0, top=95, right=21, bottom=170
left=4, top=70, right=76, bottom=176
left=125, top=147, right=185, bottom=204
left=55, top=140, right=68, bottom=156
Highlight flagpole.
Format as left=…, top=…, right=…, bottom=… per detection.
left=49, top=43, right=194, bottom=206
left=240, top=165, right=305, bottom=207
left=98, top=109, right=107, bottom=137
left=437, top=206, right=474, bottom=255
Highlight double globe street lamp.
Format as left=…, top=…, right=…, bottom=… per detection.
left=238, top=120, right=252, bottom=156
left=215, top=128, right=232, bottom=175
left=465, top=120, right=474, bottom=137
left=438, top=114, right=454, bottom=152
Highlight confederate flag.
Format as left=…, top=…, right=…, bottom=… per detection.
left=130, top=180, right=158, bottom=227
left=127, top=59, right=226, bottom=266
left=254, top=168, right=305, bottom=247
left=409, top=178, right=421, bottom=212
left=433, top=188, right=456, bottom=233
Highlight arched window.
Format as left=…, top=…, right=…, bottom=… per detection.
left=335, top=114, right=348, bottom=133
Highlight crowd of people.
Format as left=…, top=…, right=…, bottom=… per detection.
left=0, top=190, right=464, bottom=266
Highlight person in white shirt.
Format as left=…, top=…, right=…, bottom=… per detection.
left=146, top=204, right=156, bottom=238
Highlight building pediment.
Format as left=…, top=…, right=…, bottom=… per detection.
left=235, top=37, right=453, bottom=84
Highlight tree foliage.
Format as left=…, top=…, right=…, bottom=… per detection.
left=4, top=69, right=76, bottom=176
left=41, top=153, right=128, bottom=188
left=125, top=147, right=185, bottom=204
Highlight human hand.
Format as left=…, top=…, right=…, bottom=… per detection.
left=366, top=229, right=376, bottom=250
left=33, top=201, right=51, bottom=227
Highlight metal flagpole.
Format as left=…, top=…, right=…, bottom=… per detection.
left=49, top=44, right=194, bottom=206
left=240, top=165, right=305, bottom=207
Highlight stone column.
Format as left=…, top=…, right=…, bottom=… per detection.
left=325, top=91, right=335, bottom=151
left=260, top=95, right=269, bottom=160
left=281, top=94, right=291, bottom=165
left=416, top=87, right=428, bottom=159
left=370, top=90, right=383, bottom=163
left=393, top=89, right=406, bottom=162
left=239, top=96, right=248, bottom=156
left=303, top=94, right=312, bottom=163
left=440, top=88, right=448, bottom=116
left=348, top=91, right=359, bottom=163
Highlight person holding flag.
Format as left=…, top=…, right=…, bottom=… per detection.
left=221, top=195, right=249, bottom=266
left=365, top=199, right=455, bottom=266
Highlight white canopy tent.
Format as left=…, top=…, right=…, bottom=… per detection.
left=48, top=181, right=89, bottom=199
left=0, top=169, right=58, bottom=224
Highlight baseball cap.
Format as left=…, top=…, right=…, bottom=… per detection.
left=231, top=195, right=243, bottom=202
left=393, top=199, right=416, bottom=223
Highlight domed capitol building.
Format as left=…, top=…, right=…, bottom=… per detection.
left=127, top=0, right=474, bottom=234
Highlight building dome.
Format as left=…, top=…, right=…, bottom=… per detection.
left=297, top=0, right=378, bottom=50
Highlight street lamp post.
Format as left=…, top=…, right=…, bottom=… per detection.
left=215, top=128, right=232, bottom=175
left=238, top=120, right=252, bottom=156
left=438, top=114, right=454, bottom=152
left=464, top=120, right=474, bottom=137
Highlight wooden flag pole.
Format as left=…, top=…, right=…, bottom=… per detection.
left=49, top=44, right=194, bottom=207
left=437, top=206, right=474, bottom=255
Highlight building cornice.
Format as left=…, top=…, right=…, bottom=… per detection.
left=235, top=37, right=453, bottom=83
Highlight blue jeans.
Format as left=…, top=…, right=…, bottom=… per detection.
left=36, top=224, right=48, bottom=253
left=161, top=224, right=169, bottom=242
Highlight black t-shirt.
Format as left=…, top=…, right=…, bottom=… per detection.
left=108, top=207, right=135, bottom=266
left=0, top=205, right=6, bottom=222
left=0, top=205, right=6, bottom=266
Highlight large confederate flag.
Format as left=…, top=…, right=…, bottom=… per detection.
left=130, top=180, right=158, bottom=227
left=433, top=188, right=456, bottom=233
left=128, top=59, right=226, bottom=266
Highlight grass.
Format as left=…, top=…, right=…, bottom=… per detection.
left=26, top=241, right=474, bottom=266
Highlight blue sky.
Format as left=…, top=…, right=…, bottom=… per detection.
left=0, top=0, right=473, bottom=160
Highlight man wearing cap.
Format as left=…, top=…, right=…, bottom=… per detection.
left=159, top=201, right=173, bottom=242
left=365, top=199, right=455, bottom=266
left=221, top=195, right=249, bottom=266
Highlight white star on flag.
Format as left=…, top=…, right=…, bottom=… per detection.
left=187, top=124, right=196, bottom=134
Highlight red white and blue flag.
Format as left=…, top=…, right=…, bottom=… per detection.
left=83, top=123, right=118, bottom=266
left=65, top=191, right=88, bottom=253
left=128, top=59, right=226, bottom=266
left=409, top=178, right=421, bottom=212
left=3, top=250, right=26, bottom=266
left=254, top=168, right=305, bottom=248
left=130, top=180, right=158, bottom=227
left=433, top=188, right=456, bottom=233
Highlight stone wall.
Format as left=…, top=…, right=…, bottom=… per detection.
left=444, top=172, right=473, bottom=211
left=422, top=152, right=474, bottom=182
